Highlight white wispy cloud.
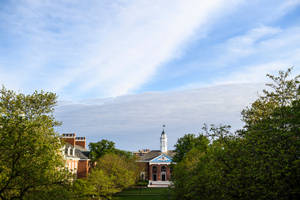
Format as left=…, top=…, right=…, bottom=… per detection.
left=0, top=0, right=242, bottom=98
left=179, top=25, right=300, bottom=90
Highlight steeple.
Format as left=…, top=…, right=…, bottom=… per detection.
left=160, top=125, right=168, bottom=152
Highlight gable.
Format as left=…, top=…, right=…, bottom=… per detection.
left=150, top=154, right=172, bottom=163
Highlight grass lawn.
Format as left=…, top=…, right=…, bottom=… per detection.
left=113, top=188, right=171, bottom=200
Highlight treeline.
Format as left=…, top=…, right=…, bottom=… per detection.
left=0, top=87, right=139, bottom=200
left=171, top=69, right=300, bottom=200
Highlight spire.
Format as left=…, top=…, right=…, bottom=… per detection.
left=160, top=125, right=168, bottom=152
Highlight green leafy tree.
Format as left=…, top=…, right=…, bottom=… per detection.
left=70, top=178, right=99, bottom=200
left=237, top=68, right=300, bottom=199
left=0, top=87, right=70, bottom=200
left=85, top=153, right=138, bottom=200
left=239, top=98, right=300, bottom=199
left=242, top=68, right=299, bottom=128
left=172, top=147, right=207, bottom=200
left=89, top=139, right=134, bottom=163
left=171, top=68, right=300, bottom=200
left=89, top=139, right=116, bottom=162
left=173, top=133, right=209, bottom=163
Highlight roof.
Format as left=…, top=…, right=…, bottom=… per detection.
left=137, top=150, right=175, bottom=162
left=75, top=149, right=89, bottom=159
left=64, top=143, right=90, bottom=160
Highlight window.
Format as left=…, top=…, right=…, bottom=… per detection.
left=152, top=166, right=157, bottom=173
left=161, top=173, right=166, bottom=181
left=161, top=166, right=166, bottom=172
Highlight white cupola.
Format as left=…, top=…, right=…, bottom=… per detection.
left=160, top=126, right=168, bottom=153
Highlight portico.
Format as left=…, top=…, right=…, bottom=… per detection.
left=136, top=128, right=175, bottom=187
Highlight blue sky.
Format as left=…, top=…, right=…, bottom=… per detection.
left=1, top=0, right=300, bottom=150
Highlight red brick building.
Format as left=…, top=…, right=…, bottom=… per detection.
left=136, top=129, right=175, bottom=187
left=61, top=133, right=90, bottom=178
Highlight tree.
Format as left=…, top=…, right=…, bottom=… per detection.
left=89, top=139, right=116, bottom=162
left=85, top=153, right=138, bottom=200
left=89, top=139, right=134, bottom=163
left=0, top=87, right=70, bottom=200
left=172, top=125, right=238, bottom=200
left=237, top=68, right=300, bottom=199
left=171, top=68, right=300, bottom=200
left=173, top=133, right=209, bottom=163
left=239, top=97, right=300, bottom=199
left=241, top=68, right=299, bottom=128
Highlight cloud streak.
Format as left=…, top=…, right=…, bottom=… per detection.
left=0, top=0, right=242, bottom=98
left=177, top=25, right=300, bottom=90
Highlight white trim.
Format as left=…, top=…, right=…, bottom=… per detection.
left=64, top=156, right=80, bottom=161
left=149, top=153, right=172, bottom=162
left=148, top=181, right=172, bottom=188
left=149, top=162, right=171, bottom=165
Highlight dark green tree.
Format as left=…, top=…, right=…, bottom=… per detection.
left=89, top=139, right=116, bottom=162
left=89, top=139, right=133, bottom=163
left=173, top=133, right=209, bottom=163
left=171, top=68, right=300, bottom=200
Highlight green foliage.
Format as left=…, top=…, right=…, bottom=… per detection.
left=135, top=180, right=148, bottom=187
left=70, top=179, right=95, bottom=200
left=82, top=153, right=138, bottom=200
left=242, top=67, right=299, bottom=128
left=89, top=139, right=134, bottom=163
left=173, top=133, right=209, bottom=163
left=0, top=87, right=71, bottom=200
left=89, top=139, right=116, bottom=162
left=171, top=68, right=300, bottom=200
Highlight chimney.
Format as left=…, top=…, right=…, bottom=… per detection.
left=75, top=137, right=86, bottom=149
left=61, top=133, right=76, bottom=146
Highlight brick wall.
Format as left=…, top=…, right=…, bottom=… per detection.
left=149, top=164, right=171, bottom=181
left=137, top=162, right=149, bottom=180
left=77, top=160, right=89, bottom=178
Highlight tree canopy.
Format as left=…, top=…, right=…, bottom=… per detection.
left=0, top=87, right=70, bottom=200
left=89, top=139, right=133, bottom=163
left=171, top=68, right=300, bottom=200
left=75, top=153, right=138, bottom=200
left=173, top=133, right=209, bottom=163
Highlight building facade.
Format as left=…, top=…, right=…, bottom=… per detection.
left=61, top=133, right=90, bottom=178
left=136, top=129, right=175, bottom=187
